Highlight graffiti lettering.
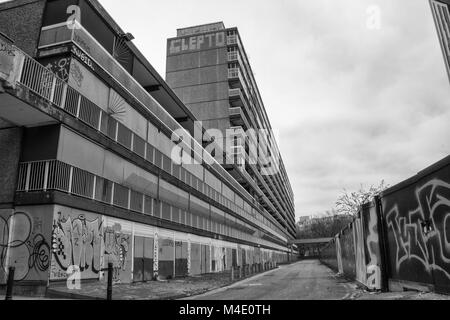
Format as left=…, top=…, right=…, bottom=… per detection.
left=0, top=212, right=50, bottom=281
left=365, top=206, right=382, bottom=289
left=386, top=179, right=450, bottom=279
left=52, top=212, right=103, bottom=277
left=71, top=46, right=94, bottom=71
left=168, top=32, right=226, bottom=55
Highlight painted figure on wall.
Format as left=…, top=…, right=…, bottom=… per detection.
left=103, top=223, right=130, bottom=283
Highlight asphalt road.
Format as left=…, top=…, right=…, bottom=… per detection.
left=186, top=260, right=356, bottom=300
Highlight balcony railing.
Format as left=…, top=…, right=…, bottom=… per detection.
left=16, top=159, right=286, bottom=245
left=17, top=160, right=155, bottom=214
left=39, top=22, right=184, bottom=135
left=228, top=88, right=241, bottom=98
left=228, top=68, right=240, bottom=79
left=227, top=35, right=238, bottom=46
left=228, top=51, right=239, bottom=62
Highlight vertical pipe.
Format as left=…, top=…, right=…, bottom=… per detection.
left=5, top=267, right=15, bottom=301
left=375, top=195, right=390, bottom=292
left=107, top=263, right=113, bottom=300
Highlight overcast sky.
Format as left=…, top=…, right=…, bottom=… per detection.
left=97, top=0, right=450, bottom=219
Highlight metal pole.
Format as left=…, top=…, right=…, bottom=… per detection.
left=107, top=263, right=113, bottom=300
left=5, top=267, right=15, bottom=301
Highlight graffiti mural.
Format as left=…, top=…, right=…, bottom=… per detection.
left=103, top=223, right=130, bottom=283
left=384, top=178, right=450, bottom=290
left=353, top=217, right=366, bottom=285
left=363, top=204, right=382, bottom=290
left=51, top=211, right=103, bottom=280
left=43, top=57, right=71, bottom=82
left=0, top=211, right=51, bottom=282
left=51, top=210, right=132, bottom=283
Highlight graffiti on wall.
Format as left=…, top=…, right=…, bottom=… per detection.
left=365, top=207, right=381, bottom=290
left=336, top=237, right=343, bottom=274
left=44, top=57, right=71, bottom=82
left=51, top=211, right=131, bottom=283
left=386, top=179, right=450, bottom=280
left=354, top=218, right=366, bottom=285
left=69, top=60, right=84, bottom=88
left=168, top=32, right=226, bottom=55
left=0, top=211, right=50, bottom=282
left=103, top=223, right=130, bottom=283
left=51, top=211, right=103, bottom=279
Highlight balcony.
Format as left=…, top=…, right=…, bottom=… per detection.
left=17, top=160, right=155, bottom=215
left=39, top=22, right=183, bottom=135
left=228, top=67, right=240, bottom=80
left=227, top=51, right=239, bottom=62
left=227, top=35, right=238, bottom=46
left=229, top=107, right=252, bottom=132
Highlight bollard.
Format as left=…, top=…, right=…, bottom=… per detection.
left=5, top=267, right=15, bottom=301
left=107, top=263, right=113, bottom=301
left=231, top=267, right=235, bottom=281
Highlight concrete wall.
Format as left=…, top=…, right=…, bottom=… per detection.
left=0, top=127, right=23, bottom=205
left=166, top=40, right=230, bottom=136
left=319, top=201, right=383, bottom=291
left=0, top=206, right=53, bottom=285
left=319, top=156, right=450, bottom=295
left=381, top=160, right=450, bottom=294
left=0, top=0, right=46, bottom=57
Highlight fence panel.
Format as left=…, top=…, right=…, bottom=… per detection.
left=380, top=163, right=450, bottom=294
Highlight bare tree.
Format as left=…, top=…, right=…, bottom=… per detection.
left=335, top=180, right=389, bottom=217
left=296, top=211, right=353, bottom=239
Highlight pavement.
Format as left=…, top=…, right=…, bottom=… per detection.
left=2, top=260, right=450, bottom=300
left=186, top=260, right=355, bottom=300
left=185, top=260, right=450, bottom=300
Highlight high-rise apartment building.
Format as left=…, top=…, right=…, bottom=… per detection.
left=166, top=23, right=296, bottom=239
left=430, top=0, right=450, bottom=82
left=0, top=0, right=294, bottom=295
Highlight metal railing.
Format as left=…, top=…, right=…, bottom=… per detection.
left=17, top=160, right=154, bottom=215
left=227, top=35, right=238, bottom=46
left=228, top=68, right=240, bottom=79
left=228, top=51, right=239, bottom=62
left=15, top=159, right=286, bottom=249
left=228, top=88, right=241, bottom=98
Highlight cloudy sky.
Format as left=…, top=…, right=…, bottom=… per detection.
left=99, top=0, right=450, bottom=220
